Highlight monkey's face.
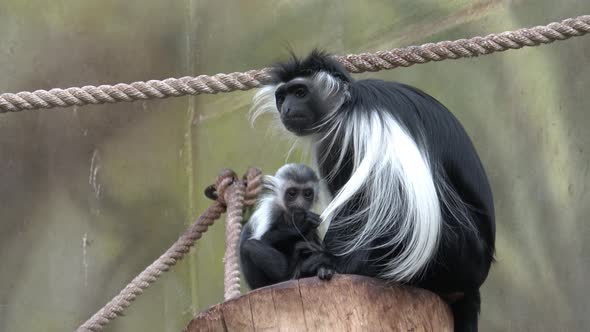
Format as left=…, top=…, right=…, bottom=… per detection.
left=283, top=185, right=315, bottom=211
left=275, top=80, right=320, bottom=136
left=274, top=76, right=344, bottom=136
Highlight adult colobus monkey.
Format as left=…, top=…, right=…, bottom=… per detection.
left=251, top=50, right=495, bottom=332
left=239, top=163, right=333, bottom=290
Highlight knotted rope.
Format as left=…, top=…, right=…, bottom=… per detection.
left=1, top=15, right=589, bottom=113
left=76, top=168, right=262, bottom=332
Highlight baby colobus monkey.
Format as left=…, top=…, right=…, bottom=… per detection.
left=239, top=163, right=333, bottom=290
left=251, top=50, right=495, bottom=332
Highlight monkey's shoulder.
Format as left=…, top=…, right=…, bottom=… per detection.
left=349, top=79, right=447, bottom=112
left=349, top=79, right=470, bottom=136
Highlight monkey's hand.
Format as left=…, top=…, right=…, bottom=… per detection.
left=304, top=211, right=321, bottom=229
left=301, top=251, right=336, bottom=281
left=289, top=209, right=320, bottom=234
left=317, top=266, right=335, bottom=281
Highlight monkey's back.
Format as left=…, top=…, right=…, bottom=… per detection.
left=349, top=79, right=495, bottom=242
left=323, top=79, right=496, bottom=290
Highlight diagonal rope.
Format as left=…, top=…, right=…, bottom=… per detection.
left=76, top=168, right=261, bottom=332
left=1, top=15, right=589, bottom=113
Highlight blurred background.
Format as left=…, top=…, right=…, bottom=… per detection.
left=0, top=1, right=589, bottom=331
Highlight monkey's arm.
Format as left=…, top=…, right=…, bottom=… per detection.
left=240, top=239, right=291, bottom=288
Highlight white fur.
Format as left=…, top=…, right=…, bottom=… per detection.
left=247, top=175, right=280, bottom=240
left=314, top=72, right=342, bottom=99
left=248, top=196, right=275, bottom=240
left=314, top=179, right=333, bottom=240
left=250, top=84, right=280, bottom=125
left=318, top=110, right=441, bottom=282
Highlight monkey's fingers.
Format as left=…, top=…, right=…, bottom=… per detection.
left=317, top=266, right=335, bottom=281
left=305, top=211, right=322, bottom=227
left=301, top=252, right=327, bottom=275
left=290, top=209, right=307, bottom=224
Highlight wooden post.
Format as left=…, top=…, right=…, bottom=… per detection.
left=184, top=275, right=453, bottom=332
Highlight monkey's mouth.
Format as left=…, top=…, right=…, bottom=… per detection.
left=281, top=115, right=313, bottom=135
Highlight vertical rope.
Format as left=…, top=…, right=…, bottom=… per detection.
left=223, top=175, right=245, bottom=300
left=222, top=168, right=262, bottom=301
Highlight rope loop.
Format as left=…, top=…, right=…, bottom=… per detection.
left=204, top=167, right=262, bottom=207
left=204, top=169, right=238, bottom=203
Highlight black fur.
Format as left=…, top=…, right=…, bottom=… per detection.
left=267, top=50, right=496, bottom=332
left=270, top=49, right=352, bottom=84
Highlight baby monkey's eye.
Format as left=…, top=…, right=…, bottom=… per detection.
left=303, top=189, right=314, bottom=199
left=286, top=188, right=298, bottom=200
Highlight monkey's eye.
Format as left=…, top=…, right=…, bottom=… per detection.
left=286, top=188, right=297, bottom=201
left=303, top=189, right=314, bottom=200
left=332, top=72, right=346, bottom=81
left=294, top=87, right=307, bottom=98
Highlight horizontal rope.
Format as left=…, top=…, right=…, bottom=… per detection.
left=1, top=15, right=589, bottom=113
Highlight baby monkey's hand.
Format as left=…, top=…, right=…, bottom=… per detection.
left=289, top=209, right=320, bottom=234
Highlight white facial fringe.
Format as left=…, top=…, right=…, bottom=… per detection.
left=250, top=85, right=280, bottom=126
left=313, top=72, right=342, bottom=99
left=318, top=111, right=442, bottom=282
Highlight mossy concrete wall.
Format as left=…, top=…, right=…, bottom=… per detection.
left=0, top=1, right=589, bottom=331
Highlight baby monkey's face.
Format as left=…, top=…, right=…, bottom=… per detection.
left=283, top=183, right=315, bottom=211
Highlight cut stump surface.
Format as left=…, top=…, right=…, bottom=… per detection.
left=185, top=275, right=453, bottom=332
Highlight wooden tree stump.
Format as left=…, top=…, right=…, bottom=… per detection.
left=184, top=275, right=453, bottom=332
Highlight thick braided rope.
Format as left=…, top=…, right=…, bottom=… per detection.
left=223, top=168, right=262, bottom=300
left=2, top=15, right=589, bottom=113
left=222, top=171, right=244, bottom=300
left=76, top=171, right=234, bottom=332
left=335, top=15, right=590, bottom=72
